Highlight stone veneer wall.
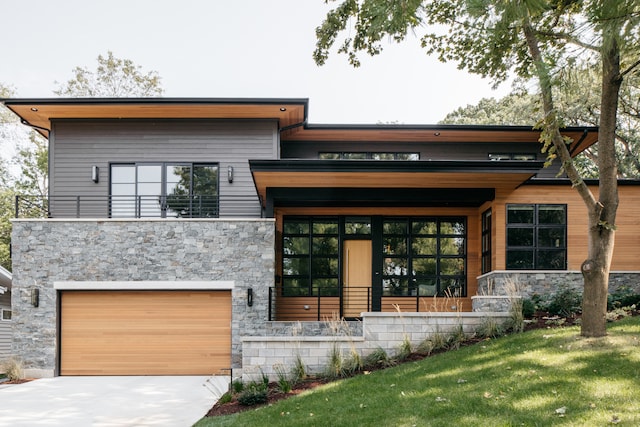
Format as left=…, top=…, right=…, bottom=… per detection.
left=11, top=219, right=275, bottom=377
left=477, top=271, right=640, bottom=298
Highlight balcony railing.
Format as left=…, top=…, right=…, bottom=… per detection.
left=15, top=194, right=261, bottom=219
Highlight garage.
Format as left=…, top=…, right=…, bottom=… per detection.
left=60, top=290, right=231, bottom=375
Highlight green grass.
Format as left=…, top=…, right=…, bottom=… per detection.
left=194, top=317, right=640, bottom=426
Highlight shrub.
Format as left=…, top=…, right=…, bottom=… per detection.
left=231, top=379, right=244, bottom=394
left=547, top=287, right=582, bottom=317
left=343, top=347, right=364, bottom=374
left=218, top=392, right=233, bottom=404
left=447, top=324, right=467, bottom=350
left=522, top=298, right=536, bottom=318
left=417, top=339, right=434, bottom=355
left=324, top=343, right=345, bottom=380
left=364, top=347, right=395, bottom=369
left=291, top=353, right=307, bottom=384
left=608, top=286, right=640, bottom=310
left=274, top=364, right=292, bottom=393
left=1, top=358, right=23, bottom=381
left=476, top=316, right=503, bottom=339
left=395, top=335, right=413, bottom=362
left=237, top=384, right=268, bottom=406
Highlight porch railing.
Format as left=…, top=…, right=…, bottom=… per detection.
left=268, top=286, right=372, bottom=321
left=15, top=194, right=261, bottom=219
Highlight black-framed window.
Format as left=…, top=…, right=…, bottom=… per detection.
left=481, top=209, right=492, bottom=274
left=489, top=153, right=536, bottom=161
left=282, top=218, right=340, bottom=296
left=383, top=217, right=466, bottom=297
left=319, top=152, right=420, bottom=160
left=506, top=204, right=567, bottom=270
left=110, top=163, right=218, bottom=218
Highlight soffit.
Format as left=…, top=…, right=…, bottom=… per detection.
left=282, top=125, right=598, bottom=155
left=1, top=98, right=308, bottom=137
left=250, top=160, right=543, bottom=207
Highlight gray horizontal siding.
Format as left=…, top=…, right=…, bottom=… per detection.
left=50, top=120, right=277, bottom=218
left=0, top=292, right=10, bottom=359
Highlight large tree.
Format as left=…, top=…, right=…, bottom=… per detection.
left=442, top=65, right=640, bottom=179
left=54, top=51, right=164, bottom=97
left=314, top=0, right=640, bottom=337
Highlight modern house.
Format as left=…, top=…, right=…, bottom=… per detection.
left=0, top=265, right=11, bottom=361
left=2, top=97, right=639, bottom=379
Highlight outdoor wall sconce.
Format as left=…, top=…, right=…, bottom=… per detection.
left=91, top=165, right=99, bottom=183
left=247, top=288, right=253, bottom=307
left=227, top=166, right=234, bottom=183
left=31, top=288, right=39, bottom=308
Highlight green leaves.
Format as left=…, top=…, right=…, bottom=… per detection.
left=54, top=51, right=164, bottom=97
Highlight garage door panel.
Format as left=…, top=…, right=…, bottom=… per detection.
left=61, top=290, right=231, bottom=376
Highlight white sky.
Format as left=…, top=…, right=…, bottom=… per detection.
left=1, top=0, right=511, bottom=124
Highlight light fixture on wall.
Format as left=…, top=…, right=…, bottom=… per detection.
left=227, top=166, right=234, bottom=183
left=247, top=288, right=253, bottom=307
left=91, top=165, right=99, bottom=183
left=31, top=288, right=39, bottom=307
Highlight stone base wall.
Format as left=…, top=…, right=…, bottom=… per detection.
left=242, top=312, right=510, bottom=381
left=11, top=219, right=275, bottom=377
left=477, top=271, right=640, bottom=299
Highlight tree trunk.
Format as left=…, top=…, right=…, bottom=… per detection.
left=523, top=19, right=621, bottom=337
left=581, top=32, right=621, bottom=337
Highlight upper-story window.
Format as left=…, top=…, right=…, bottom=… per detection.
left=319, top=152, right=420, bottom=160
left=1, top=308, right=11, bottom=321
left=111, top=163, right=218, bottom=218
left=489, top=153, right=536, bottom=161
left=506, top=204, right=567, bottom=270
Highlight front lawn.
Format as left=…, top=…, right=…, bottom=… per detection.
left=195, top=316, right=640, bottom=426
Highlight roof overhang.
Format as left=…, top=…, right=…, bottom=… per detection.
left=250, top=159, right=544, bottom=208
left=0, top=98, right=309, bottom=137
left=281, top=124, right=599, bottom=156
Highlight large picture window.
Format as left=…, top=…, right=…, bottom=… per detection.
left=282, top=218, right=339, bottom=296
left=110, top=163, right=218, bottom=218
left=281, top=216, right=467, bottom=298
left=506, top=204, right=567, bottom=270
left=383, top=218, right=466, bottom=297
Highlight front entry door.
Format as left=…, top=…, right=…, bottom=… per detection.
left=343, top=240, right=372, bottom=317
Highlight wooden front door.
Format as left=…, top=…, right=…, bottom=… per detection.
left=343, top=240, right=372, bottom=317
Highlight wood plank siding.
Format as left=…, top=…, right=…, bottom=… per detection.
left=60, top=290, right=231, bottom=376
left=50, top=119, right=278, bottom=218
left=489, top=183, right=640, bottom=271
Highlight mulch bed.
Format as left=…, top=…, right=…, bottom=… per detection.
left=205, top=309, right=638, bottom=418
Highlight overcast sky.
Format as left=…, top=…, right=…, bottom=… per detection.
left=1, top=0, right=511, bottom=124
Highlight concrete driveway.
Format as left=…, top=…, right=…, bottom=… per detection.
left=0, top=375, right=229, bottom=427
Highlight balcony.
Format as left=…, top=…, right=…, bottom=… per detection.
left=14, top=194, right=261, bottom=219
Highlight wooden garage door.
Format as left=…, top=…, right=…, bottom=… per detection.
left=60, top=290, right=231, bottom=375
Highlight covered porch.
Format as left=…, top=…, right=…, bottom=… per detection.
left=251, top=159, right=542, bottom=320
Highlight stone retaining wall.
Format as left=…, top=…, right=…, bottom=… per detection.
left=242, top=311, right=511, bottom=381
left=477, top=271, right=640, bottom=299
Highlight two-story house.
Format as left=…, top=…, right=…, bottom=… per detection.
left=3, top=97, right=639, bottom=379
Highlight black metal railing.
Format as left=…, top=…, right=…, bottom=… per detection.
left=268, top=286, right=372, bottom=321
left=15, top=194, right=261, bottom=219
